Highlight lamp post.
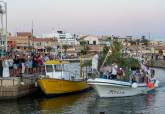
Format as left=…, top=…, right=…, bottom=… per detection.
left=0, top=1, right=7, bottom=55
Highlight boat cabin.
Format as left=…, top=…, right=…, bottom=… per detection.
left=44, top=60, right=73, bottom=80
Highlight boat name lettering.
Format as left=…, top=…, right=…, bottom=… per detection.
left=109, top=90, right=125, bottom=94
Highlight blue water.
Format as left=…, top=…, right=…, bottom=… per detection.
left=0, top=66, right=165, bottom=114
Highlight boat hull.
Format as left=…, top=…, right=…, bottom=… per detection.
left=37, top=78, right=90, bottom=96
left=88, top=78, right=154, bottom=97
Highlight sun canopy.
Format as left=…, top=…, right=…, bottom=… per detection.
left=44, top=60, right=69, bottom=65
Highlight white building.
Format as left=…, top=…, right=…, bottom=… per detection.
left=38, top=31, right=79, bottom=45
left=80, top=36, right=100, bottom=45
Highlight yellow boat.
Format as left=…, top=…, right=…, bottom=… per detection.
left=37, top=59, right=91, bottom=96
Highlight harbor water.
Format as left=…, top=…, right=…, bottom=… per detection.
left=0, top=63, right=165, bottom=114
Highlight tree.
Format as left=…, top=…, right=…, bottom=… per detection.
left=99, top=40, right=140, bottom=76
left=141, top=37, right=149, bottom=46
left=80, top=41, right=89, bottom=55
left=129, top=40, right=136, bottom=45
left=63, top=45, right=69, bottom=55
left=98, top=45, right=110, bottom=69
left=135, top=39, right=140, bottom=45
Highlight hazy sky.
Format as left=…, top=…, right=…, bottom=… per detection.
left=5, top=0, right=165, bottom=40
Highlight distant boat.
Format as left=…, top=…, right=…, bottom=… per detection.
left=37, top=60, right=90, bottom=96
left=87, top=78, right=159, bottom=98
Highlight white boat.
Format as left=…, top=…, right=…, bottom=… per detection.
left=87, top=78, right=159, bottom=97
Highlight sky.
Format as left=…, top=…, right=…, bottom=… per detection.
left=4, top=0, right=165, bottom=40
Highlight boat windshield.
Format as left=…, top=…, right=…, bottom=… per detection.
left=46, top=65, right=53, bottom=72
left=54, top=65, right=63, bottom=71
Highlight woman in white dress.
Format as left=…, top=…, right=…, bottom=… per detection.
left=2, top=58, right=10, bottom=77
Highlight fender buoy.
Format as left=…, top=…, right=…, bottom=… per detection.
left=132, top=83, right=138, bottom=88
left=147, top=82, right=154, bottom=88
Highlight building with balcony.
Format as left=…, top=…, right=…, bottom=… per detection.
left=33, top=38, right=57, bottom=53
left=39, top=31, right=79, bottom=46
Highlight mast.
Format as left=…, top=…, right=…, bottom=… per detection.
left=100, top=46, right=112, bottom=69
left=80, top=55, right=83, bottom=79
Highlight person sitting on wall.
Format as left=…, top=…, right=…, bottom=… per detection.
left=2, top=57, right=10, bottom=77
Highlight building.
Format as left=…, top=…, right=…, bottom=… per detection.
left=9, top=32, right=31, bottom=51
left=149, top=40, right=164, bottom=46
left=39, top=31, right=79, bottom=46
left=33, top=38, right=57, bottom=53
left=17, top=32, right=32, bottom=38
left=79, top=36, right=100, bottom=45
left=7, top=32, right=58, bottom=53
left=99, top=36, right=111, bottom=46
left=15, top=36, right=29, bottom=51
left=7, top=36, right=16, bottom=51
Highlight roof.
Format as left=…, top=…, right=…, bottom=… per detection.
left=7, top=36, right=17, bottom=41
left=44, top=60, right=69, bottom=65
left=33, top=38, right=54, bottom=42
left=154, top=45, right=165, bottom=50
left=17, top=32, right=32, bottom=37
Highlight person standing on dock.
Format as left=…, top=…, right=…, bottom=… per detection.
left=8, top=56, right=14, bottom=77
left=2, top=58, right=10, bottom=77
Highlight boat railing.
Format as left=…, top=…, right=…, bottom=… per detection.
left=63, top=70, right=87, bottom=81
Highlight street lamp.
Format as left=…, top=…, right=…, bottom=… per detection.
left=0, top=1, right=7, bottom=54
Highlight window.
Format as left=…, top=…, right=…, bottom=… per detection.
left=54, top=65, right=63, bottom=71
left=93, top=41, right=96, bottom=45
left=46, top=65, right=53, bottom=72
left=37, top=42, right=41, bottom=46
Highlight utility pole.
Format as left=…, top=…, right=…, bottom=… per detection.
left=149, top=32, right=150, bottom=41
left=5, top=1, right=7, bottom=52
left=32, top=20, right=34, bottom=53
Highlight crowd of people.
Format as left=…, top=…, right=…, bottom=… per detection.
left=0, top=52, right=55, bottom=78
left=99, top=62, right=155, bottom=83
left=100, top=63, right=125, bottom=80
left=131, top=63, right=155, bottom=83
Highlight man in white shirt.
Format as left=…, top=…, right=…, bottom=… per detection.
left=111, top=63, right=118, bottom=79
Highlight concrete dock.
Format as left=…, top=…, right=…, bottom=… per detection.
left=0, top=75, right=39, bottom=99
